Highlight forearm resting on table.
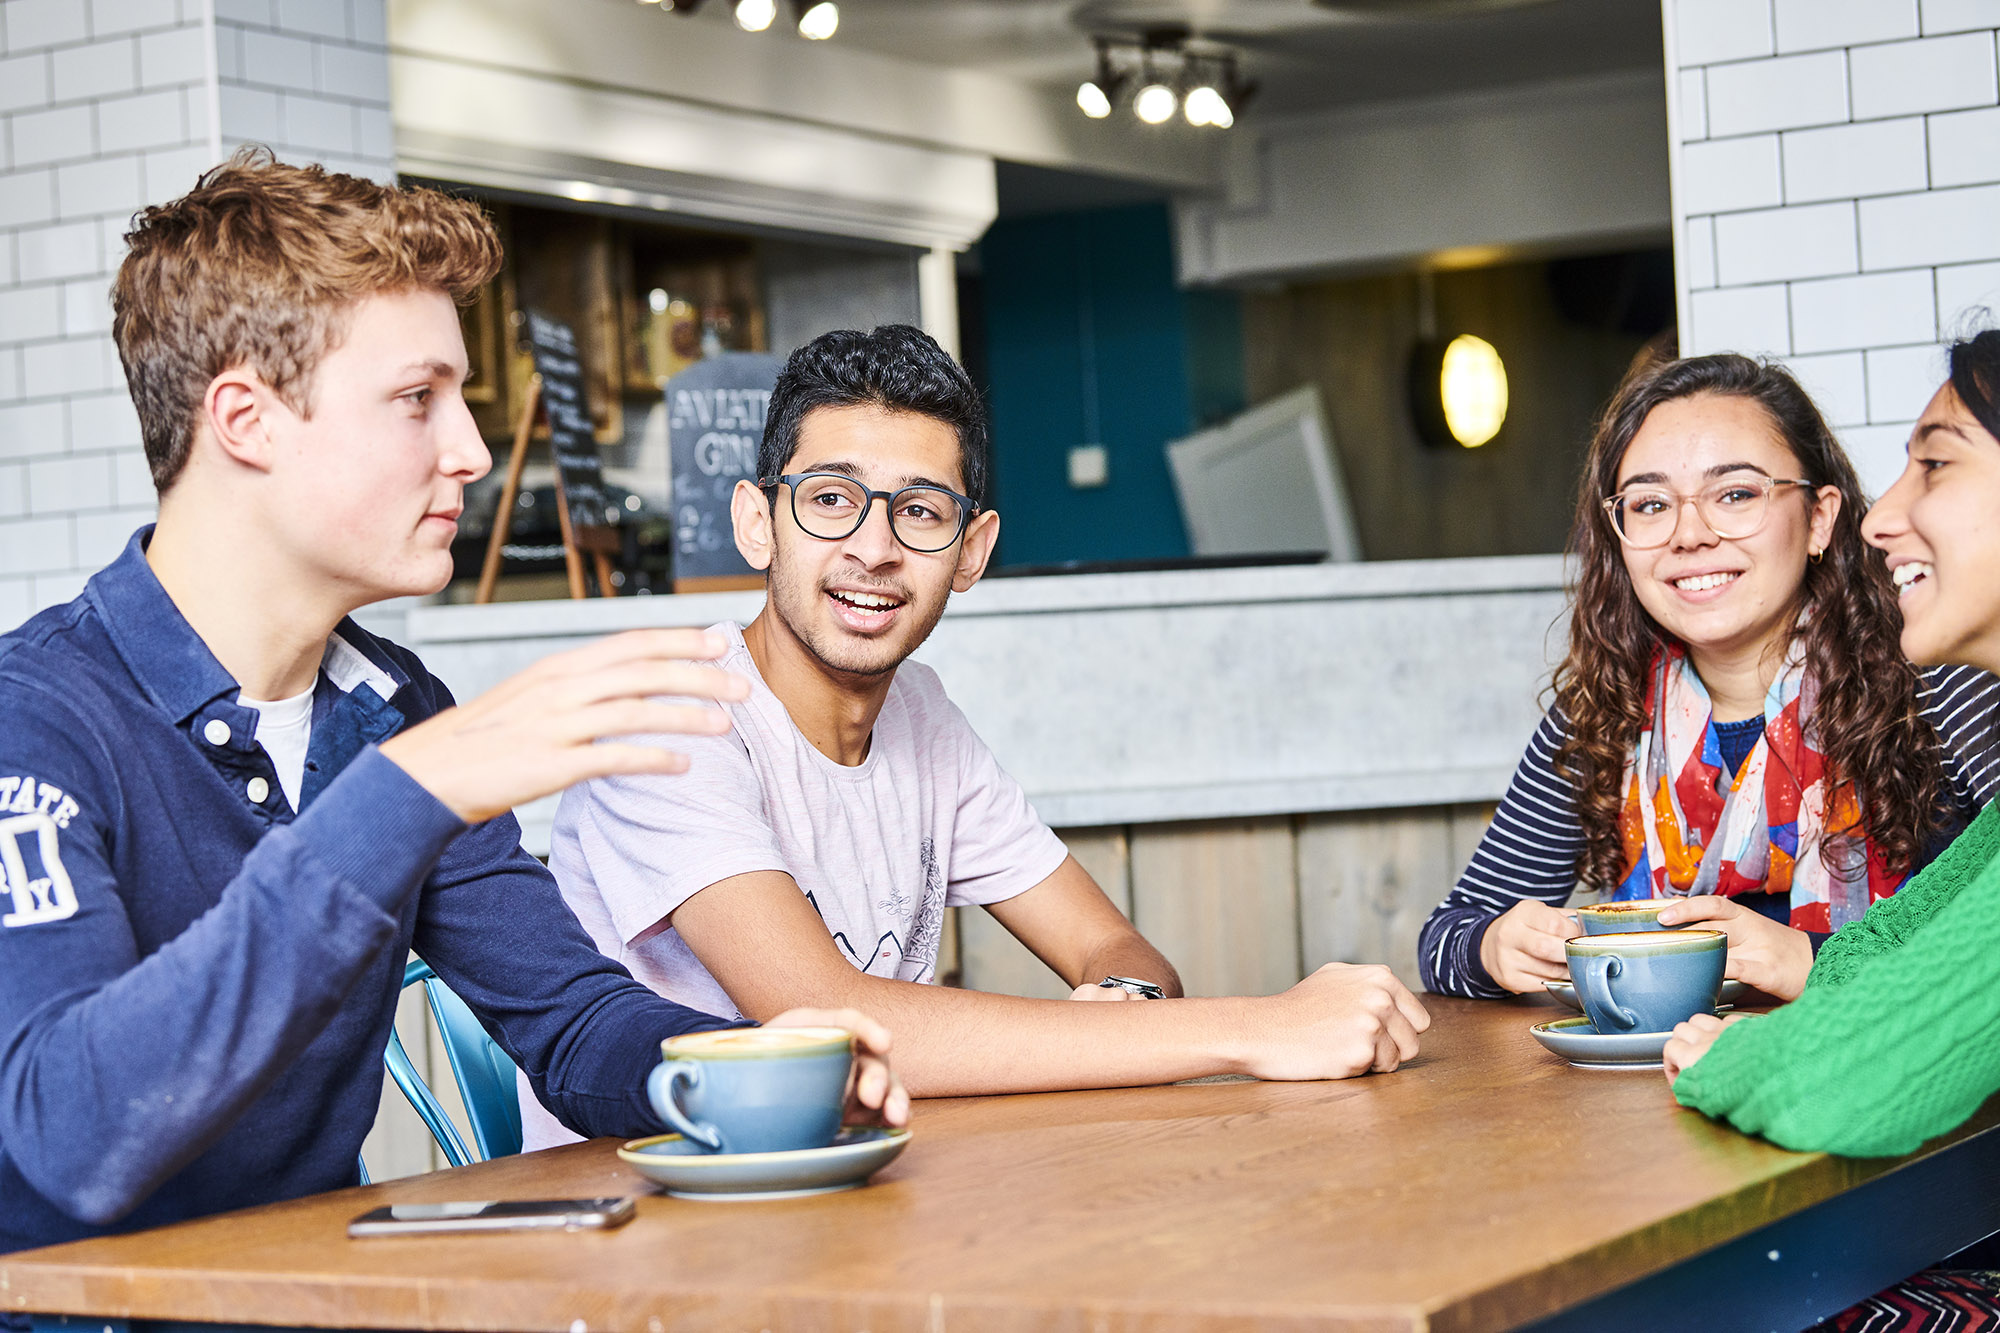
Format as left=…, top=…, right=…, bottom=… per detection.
left=672, top=870, right=1239, bottom=1096
left=742, top=967, right=1263, bottom=1097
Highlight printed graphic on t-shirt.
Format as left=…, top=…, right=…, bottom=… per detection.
left=902, top=837, right=946, bottom=982
left=805, top=839, right=947, bottom=983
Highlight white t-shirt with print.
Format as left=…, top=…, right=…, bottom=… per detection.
left=520, top=620, right=1069, bottom=1150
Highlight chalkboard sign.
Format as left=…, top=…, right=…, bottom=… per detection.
left=524, top=311, right=616, bottom=534
left=667, top=351, right=782, bottom=582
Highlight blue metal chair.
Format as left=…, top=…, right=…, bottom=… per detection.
left=382, top=958, right=524, bottom=1165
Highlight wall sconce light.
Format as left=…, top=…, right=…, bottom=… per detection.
left=1410, top=334, right=1508, bottom=449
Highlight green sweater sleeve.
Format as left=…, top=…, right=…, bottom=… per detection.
left=1673, top=800, right=2000, bottom=1157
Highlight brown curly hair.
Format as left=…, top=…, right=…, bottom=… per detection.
left=113, top=146, right=501, bottom=492
left=1552, top=354, right=1943, bottom=890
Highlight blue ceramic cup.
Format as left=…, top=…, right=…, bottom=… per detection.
left=646, top=1026, right=853, bottom=1156
left=1565, top=929, right=1725, bottom=1035
left=1574, top=901, right=1674, bottom=934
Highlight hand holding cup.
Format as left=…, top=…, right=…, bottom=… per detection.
left=649, top=1010, right=908, bottom=1156
left=1477, top=899, right=1579, bottom=993
left=767, top=1007, right=909, bottom=1132
left=1653, top=895, right=1814, bottom=1000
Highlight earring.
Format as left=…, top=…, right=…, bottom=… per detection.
left=1809, top=547, right=1824, bottom=563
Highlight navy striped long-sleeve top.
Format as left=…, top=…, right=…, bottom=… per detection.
left=1417, top=665, right=2000, bottom=998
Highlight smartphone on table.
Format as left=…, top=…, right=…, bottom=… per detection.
left=348, top=1197, right=636, bottom=1237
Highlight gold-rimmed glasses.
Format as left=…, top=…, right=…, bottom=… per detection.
left=1602, top=476, right=1818, bottom=549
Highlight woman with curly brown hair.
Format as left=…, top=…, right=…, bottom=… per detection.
left=1418, top=354, right=2000, bottom=1002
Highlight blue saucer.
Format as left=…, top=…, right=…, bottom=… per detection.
left=1530, top=1016, right=1671, bottom=1070
left=618, top=1126, right=909, bottom=1200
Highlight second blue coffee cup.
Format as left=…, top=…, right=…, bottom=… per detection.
left=646, top=1026, right=853, bottom=1156
left=1565, top=929, right=1726, bottom=1035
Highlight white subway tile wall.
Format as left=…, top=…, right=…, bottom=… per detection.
left=1774, top=0, right=1920, bottom=55
left=1713, top=199, right=1859, bottom=284
left=1705, top=51, right=1849, bottom=136
left=1782, top=117, right=1929, bottom=203
left=1936, top=257, right=2000, bottom=324
left=1866, top=342, right=1951, bottom=419
left=0, top=0, right=391, bottom=626
left=1672, top=0, right=2000, bottom=494
left=1783, top=349, right=1870, bottom=426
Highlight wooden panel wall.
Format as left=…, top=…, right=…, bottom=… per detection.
left=955, top=803, right=1496, bottom=1001
left=364, top=803, right=1500, bottom=1181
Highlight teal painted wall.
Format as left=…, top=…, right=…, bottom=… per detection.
left=977, top=203, right=1244, bottom=568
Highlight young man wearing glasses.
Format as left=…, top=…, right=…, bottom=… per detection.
left=523, top=324, right=1429, bottom=1131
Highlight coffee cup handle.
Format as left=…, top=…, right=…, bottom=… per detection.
left=1579, top=955, right=1641, bottom=1031
left=647, top=1060, right=723, bottom=1152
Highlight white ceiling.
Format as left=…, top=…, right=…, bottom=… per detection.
left=829, top=0, right=1664, bottom=118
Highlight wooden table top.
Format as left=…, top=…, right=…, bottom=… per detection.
left=4, top=996, right=1987, bottom=1333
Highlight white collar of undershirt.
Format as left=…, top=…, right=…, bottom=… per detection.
left=321, top=631, right=396, bottom=702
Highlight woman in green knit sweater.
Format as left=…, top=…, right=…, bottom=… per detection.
left=1665, top=332, right=2000, bottom=1158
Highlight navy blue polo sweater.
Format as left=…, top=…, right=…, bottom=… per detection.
left=0, top=530, right=730, bottom=1255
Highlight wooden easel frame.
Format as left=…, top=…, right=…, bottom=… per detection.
left=474, top=374, right=617, bottom=603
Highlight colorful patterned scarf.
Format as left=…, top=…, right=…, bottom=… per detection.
left=1612, top=643, right=1905, bottom=931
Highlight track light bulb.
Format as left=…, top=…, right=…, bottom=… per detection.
left=734, top=0, right=776, bottom=31
left=1077, top=80, right=1113, bottom=118
left=1184, top=85, right=1227, bottom=126
left=796, top=0, right=837, bottom=38
left=1134, top=82, right=1176, bottom=125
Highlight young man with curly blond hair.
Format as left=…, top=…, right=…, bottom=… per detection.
left=0, top=151, right=901, bottom=1260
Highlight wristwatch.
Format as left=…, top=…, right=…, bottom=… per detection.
left=1097, top=975, right=1166, bottom=999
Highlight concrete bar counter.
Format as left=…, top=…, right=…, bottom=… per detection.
left=367, top=554, right=1569, bottom=997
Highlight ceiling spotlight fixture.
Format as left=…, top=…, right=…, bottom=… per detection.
left=794, top=0, right=837, bottom=39
left=1076, top=39, right=1125, bottom=119
left=641, top=0, right=830, bottom=37
left=1134, top=80, right=1177, bottom=124
left=1076, top=33, right=1252, bottom=130
left=1184, top=81, right=1228, bottom=128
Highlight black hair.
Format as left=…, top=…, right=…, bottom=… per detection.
left=760, top=325, right=990, bottom=505
left=1948, top=328, right=2000, bottom=444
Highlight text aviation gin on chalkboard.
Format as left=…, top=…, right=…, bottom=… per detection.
left=667, top=351, right=782, bottom=581
left=523, top=311, right=617, bottom=534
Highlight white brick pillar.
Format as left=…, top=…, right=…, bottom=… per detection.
left=1665, top=0, right=2000, bottom=494
left=0, top=0, right=393, bottom=629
